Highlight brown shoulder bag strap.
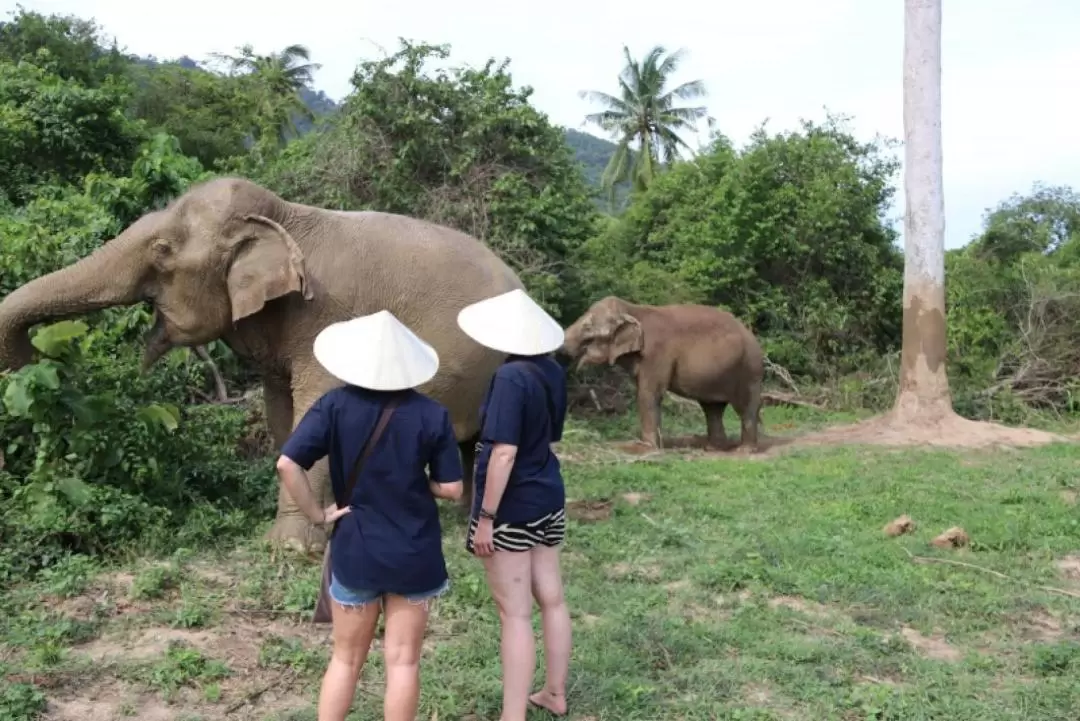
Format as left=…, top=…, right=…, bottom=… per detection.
left=336, top=396, right=400, bottom=509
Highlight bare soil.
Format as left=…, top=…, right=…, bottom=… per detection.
left=605, top=405, right=1066, bottom=463
left=791, top=407, right=1063, bottom=451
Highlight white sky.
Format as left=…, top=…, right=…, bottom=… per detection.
left=9, top=0, right=1080, bottom=249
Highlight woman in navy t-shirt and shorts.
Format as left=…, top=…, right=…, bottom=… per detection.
left=276, top=310, right=464, bottom=721
left=457, top=289, right=573, bottom=720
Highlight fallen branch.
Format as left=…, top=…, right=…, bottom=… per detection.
left=764, top=357, right=800, bottom=394
left=761, top=391, right=826, bottom=410
left=903, top=548, right=1080, bottom=600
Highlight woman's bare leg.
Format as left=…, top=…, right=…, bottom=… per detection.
left=382, top=594, right=432, bottom=721
left=483, top=550, right=535, bottom=721
left=318, top=600, right=381, bottom=721
left=528, top=544, right=570, bottom=715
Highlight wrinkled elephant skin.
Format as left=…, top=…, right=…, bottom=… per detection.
left=0, top=177, right=523, bottom=553
left=562, top=296, right=765, bottom=450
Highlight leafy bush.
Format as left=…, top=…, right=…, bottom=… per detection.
left=0, top=319, right=274, bottom=582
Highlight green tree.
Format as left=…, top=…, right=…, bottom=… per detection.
left=209, top=43, right=321, bottom=148
left=971, top=183, right=1080, bottom=265
left=128, top=59, right=253, bottom=167
left=255, top=40, right=599, bottom=320
left=0, top=6, right=130, bottom=87
left=576, top=116, right=903, bottom=377
left=0, top=59, right=145, bottom=206
left=579, top=45, right=711, bottom=205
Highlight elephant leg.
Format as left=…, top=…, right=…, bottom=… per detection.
left=636, top=381, right=664, bottom=449
left=458, top=434, right=478, bottom=513
left=263, top=375, right=331, bottom=555
left=738, top=384, right=763, bottom=452
left=700, top=401, right=729, bottom=449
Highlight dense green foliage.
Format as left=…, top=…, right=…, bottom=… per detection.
left=1, top=5, right=1079, bottom=593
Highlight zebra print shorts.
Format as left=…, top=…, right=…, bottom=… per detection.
left=466, top=507, right=567, bottom=554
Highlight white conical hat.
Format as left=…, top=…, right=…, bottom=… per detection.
left=313, top=310, right=439, bottom=391
left=457, top=289, right=565, bottom=356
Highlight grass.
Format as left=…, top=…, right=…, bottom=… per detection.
left=3, top=402, right=1080, bottom=719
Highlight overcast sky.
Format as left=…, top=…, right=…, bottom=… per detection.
left=10, top=0, right=1079, bottom=249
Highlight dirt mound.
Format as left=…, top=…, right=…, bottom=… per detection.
left=791, top=408, right=1063, bottom=451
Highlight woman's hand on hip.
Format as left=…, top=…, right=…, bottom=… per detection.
left=473, top=518, right=495, bottom=557
left=321, top=504, right=351, bottom=525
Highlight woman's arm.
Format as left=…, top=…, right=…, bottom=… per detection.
left=477, top=442, right=517, bottom=517
left=276, top=455, right=327, bottom=524
left=429, top=478, right=463, bottom=501
left=427, top=408, right=465, bottom=502
left=275, top=396, right=349, bottom=525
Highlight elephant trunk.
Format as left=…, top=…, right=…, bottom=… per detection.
left=559, top=320, right=586, bottom=360
left=0, top=228, right=150, bottom=371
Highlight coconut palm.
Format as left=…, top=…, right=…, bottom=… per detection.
left=580, top=45, right=712, bottom=205
left=209, top=43, right=320, bottom=144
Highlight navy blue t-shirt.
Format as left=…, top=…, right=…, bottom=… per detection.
left=472, top=354, right=567, bottom=524
left=281, top=385, right=463, bottom=594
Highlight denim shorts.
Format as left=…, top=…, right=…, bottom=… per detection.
left=329, top=572, right=450, bottom=610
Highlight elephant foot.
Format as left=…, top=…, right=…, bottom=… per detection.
left=265, top=514, right=328, bottom=557
left=705, top=436, right=736, bottom=452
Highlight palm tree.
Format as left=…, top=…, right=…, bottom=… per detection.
left=209, top=43, right=320, bottom=145
left=579, top=45, right=712, bottom=205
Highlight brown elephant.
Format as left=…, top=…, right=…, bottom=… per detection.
left=561, top=296, right=764, bottom=450
left=0, top=177, right=523, bottom=552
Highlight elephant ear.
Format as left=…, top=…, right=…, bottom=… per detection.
left=608, top=313, right=644, bottom=364
left=226, top=214, right=314, bottom=323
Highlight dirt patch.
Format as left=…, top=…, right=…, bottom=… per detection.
left=620, top=492, right=651, bottom=506
left=1020, top=612, right=1065, bottom=642
left=664, top=433, right=796, bottom=456
left=43, top=673, right=311, bottom=721
left=1060, top=490, right=1078, bottom=506
left=664, top=579, right=692, bottom=592
left=605, top=562, right=661, bottom=582
left=44, top=681, right=171, bottom=721
left=790, top=408, right=1063, bottom=452
left=73, top=616, right=327, bottom=666
left=76, top=627, right=218, bottom=664
left=898, top=626, right=962, bottom=662
left=767, top=595, right=832, bottom=620
left=1055, top=555, right=1080, bottom=583
left=188, top=561, right=237, bottom=587
left=566, top=498, right=614, bottom=522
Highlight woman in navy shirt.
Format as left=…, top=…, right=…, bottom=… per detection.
left=457, top=289, right=573, bottom=720
left=276, top=310, right=464, bottom=721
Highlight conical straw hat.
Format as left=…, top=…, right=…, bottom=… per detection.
left=457, top=289, right=565, bottom=356
left=313, top=310, right=439, bottom=390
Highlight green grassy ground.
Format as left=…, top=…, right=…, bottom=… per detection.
left=3, top=404, right=1080, bottom=720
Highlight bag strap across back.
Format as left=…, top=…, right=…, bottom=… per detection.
left=336, top=396, right=400, bottom=508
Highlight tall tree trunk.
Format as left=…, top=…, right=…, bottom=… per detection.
left=894, top=0, right=952, bottom=422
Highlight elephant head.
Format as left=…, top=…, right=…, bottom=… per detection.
left=0, top=177, right=313, bottom=372
left=560, top=296, right=644, bottom=370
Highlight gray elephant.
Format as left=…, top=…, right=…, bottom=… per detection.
left=0, top=177, right=523, bottom=552
left=560, top=296, right=764, bottom=450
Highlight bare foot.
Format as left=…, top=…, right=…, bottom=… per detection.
left=529, top=689, right=567, bottom=716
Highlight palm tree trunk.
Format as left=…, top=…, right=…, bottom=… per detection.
left=893, top=0, right=952, bottom=421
